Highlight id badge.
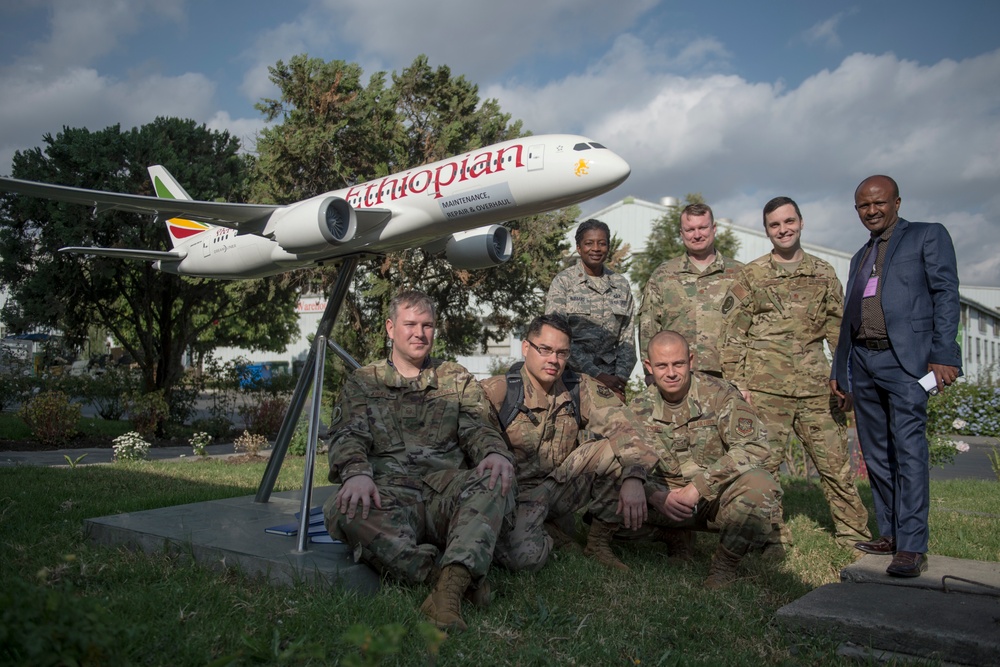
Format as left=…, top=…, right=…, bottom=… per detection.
left=862, top=276, right=878, bottom=298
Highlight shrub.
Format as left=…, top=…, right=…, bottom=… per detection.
left=168, top=371, right=205, bottom=426
left=238, top=395, right=288, bottom=438
left=189, top=431, right=213, bottom=457
left=0, top=371, right=34, bottom=413
left=18, top=391, right=80, bottom=446
left=112, top=431, right=151, bottom=462
left=191, top=416, right=233, bottom=440
left=233, top=430, right=268, bottom=457
left=78, top=365, right=139, bottom=420
left=928, top=433, right=970, bottom=468
left=288, top=421, right=309, bottom=457
left=129, top=390, right=169, bottom=439
left=927, top=383, right=1000, bottom=437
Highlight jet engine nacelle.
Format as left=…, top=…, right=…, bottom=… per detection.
left=269, top=196, right=357, bottom=254
left=445, top=225, right=512, bottom=270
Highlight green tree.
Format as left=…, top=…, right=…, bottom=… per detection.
left=253, top=54, right=574, bottom=367
left=629, top=193, right=741, bottom=290
left=0, top=118, right=300, bottom=399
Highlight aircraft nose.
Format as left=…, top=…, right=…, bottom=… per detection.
left=600, top=150, right=631, bottom=188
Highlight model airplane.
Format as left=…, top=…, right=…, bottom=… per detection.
left=0, top=134, right=630, bottom=279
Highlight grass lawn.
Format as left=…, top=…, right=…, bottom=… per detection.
left=1, top=458, right=997, bottom=666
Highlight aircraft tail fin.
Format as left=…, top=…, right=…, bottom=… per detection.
left=148, top=166, right=209, bottom=247
left=148, top=165, right=193, bottom=201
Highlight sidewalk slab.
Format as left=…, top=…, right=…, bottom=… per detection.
left=842, top=553, right=1000, bottom=596
left=776, top=582, right=1000, bottom=666
left=85, top=484, right=379, bottom=593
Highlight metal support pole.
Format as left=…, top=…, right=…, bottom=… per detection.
left=255, top=256, right=360, bottom=503
left=295, top=335, right=327, bottom=553
left=327, top=339, right=361, bottom=372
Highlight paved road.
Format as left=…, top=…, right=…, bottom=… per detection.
left=3, top=422, right=997, bottom=482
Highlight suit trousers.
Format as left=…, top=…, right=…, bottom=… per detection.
left=851, top=345, right=931, bottom=554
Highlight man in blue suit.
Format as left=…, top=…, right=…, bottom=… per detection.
left=830, top=175, right=961, bottom=578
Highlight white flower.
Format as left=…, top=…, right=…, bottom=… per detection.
left=112, top=431, right=151, bottom=462
left=952, top=418, right=967, bottom=430
left=954, top=441, right=970, bottom=453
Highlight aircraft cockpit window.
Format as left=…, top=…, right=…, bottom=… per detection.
left=589, top=142, right=606, bottom=149
left=573, top=143, right=591, bottom=151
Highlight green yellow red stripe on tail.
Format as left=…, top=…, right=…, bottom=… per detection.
left=148, top=166, right=209, bottom=246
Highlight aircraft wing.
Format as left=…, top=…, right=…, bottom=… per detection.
left=60, top=247, right=187, bottom=261
left=0, top=176, right=279, bottom=228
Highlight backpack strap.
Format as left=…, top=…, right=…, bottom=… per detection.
left=562, top=367, right=583, bottom=430
left=498, top=362, right=532, bottom=431
left=498, top=361, right=583, bottom=431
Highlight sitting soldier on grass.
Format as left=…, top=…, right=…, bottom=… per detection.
left=324, top=290, right=516, bottom=632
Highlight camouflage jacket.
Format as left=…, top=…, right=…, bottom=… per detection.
left=637, top=252, right=743, bottom=372
left=327, top=358, right=512, bottom=486
left=545, top=260, right=636, bottom=379
left=482, top=367, right=657, bottom=487
left=719, top=252, right=843, bottom=397
left=629, top=372, right=772, bottom=502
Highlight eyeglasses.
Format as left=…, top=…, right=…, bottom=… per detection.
left=527, top=339, right=570, bottom=360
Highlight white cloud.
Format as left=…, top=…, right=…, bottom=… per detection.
left=25, top=0, right=184, bottom=70
left=236, top=0, right=660, bottom=93
left=0, top=66, right=219, bottom=175
left=510, top=48, right=1000, bottom=285
left=206, top=111, right=267, bottom=155
left=798, top=11, right=855, bottom=50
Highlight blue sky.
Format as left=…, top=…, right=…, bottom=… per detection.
left=2, top=0, right=999, bottom=285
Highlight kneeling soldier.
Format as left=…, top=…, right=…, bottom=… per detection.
left=633, top=330, right=783, bottom=588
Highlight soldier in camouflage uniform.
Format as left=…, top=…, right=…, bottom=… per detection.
left=546, top=219, right=635, bottom=402
left=631, top=330, right=783, bottom=588
left=638, top=203, right=743, bottom=377
left=719, top=197, right=871, bottom=548
left=324, top=290, right=516, bottom=632
left=481, top=314, right=659, bottom=572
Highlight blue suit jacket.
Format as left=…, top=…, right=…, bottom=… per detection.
left=832, top=218, right=962, bottom=388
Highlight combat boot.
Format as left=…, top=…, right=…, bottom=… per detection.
left=419, top=563, right=472, bottom=631
left=545, top=519, right=582, bottom=553
left=655, top=528, right=695, bottom=561
left=464, top=580, right=491, bottom=608
left=584, top=521, right=629, bottom=571
left=704, top=543, right=743, bottom=590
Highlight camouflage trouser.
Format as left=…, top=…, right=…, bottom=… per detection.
left=750, top=391, right=871, bottom=543
left=324, top=469, right=516, bottom=585
left=643, top=468, right=782, bottom=556
left=494, top=438, right=625, bottom=572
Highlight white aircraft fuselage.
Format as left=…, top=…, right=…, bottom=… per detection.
left=1, top=134, right=630, bottom=279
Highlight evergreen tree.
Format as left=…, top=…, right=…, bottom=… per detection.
left=0, top=118, right=300, bottom=397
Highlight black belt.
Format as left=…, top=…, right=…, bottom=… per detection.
left=855, top=338, right=891, bottom=351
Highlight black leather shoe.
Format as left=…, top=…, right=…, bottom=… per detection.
left=854, top=536, right=895, bottom=555
left=886, top=551, right=927, bottom=577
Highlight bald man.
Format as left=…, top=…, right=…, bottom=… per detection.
left=631, top=331, right=783, bottom=588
